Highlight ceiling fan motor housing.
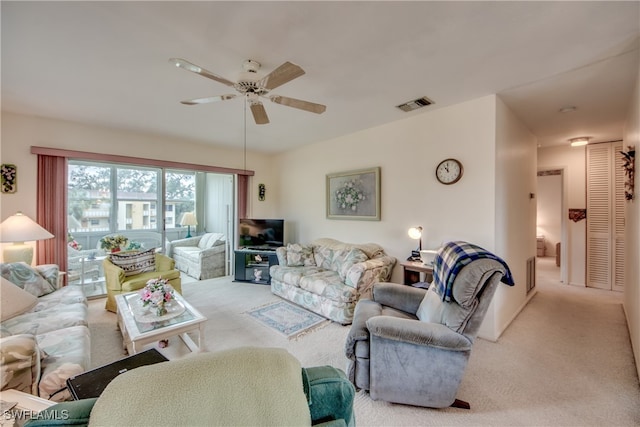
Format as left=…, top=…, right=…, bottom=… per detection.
left=236, top=60, right=265, bottom=94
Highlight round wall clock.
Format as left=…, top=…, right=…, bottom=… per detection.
left=435, top=158, right=464, bottom=185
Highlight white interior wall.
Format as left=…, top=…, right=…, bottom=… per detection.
left=490, top=96, right=537, bottom=340
left=537, top=174, right=562, bottom=257
left=623, top=64, right=640, bottom=379
left=275, top=95, right=498, bottom=278
left=537, top=145, right=587, bottom=286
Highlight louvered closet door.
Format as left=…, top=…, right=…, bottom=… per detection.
left=613, top=141, right=625, bottom=291
left=586, top=142, right=625, bottom=291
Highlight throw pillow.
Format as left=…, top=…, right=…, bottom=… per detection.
left=0, top=262, right=57, bottom=297
left=35, top=264, right=60, bottom=289
left=109, top=248, right=156, bottom=276
left=0, top=277, right=38, bottom=321
left=286, top=243, right=316, bottom=267
left=337, top=249, right=368, bottom=280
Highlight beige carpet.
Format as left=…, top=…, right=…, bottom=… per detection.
left=88, top=258, right=640, bottom=426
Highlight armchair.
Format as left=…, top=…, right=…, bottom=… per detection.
left=165, top=232, right=226, bottom=280
left=345, top=241, right=514, bottom=409
left=103, top=253, right=182, bottom=312
left=25, top=347, right=355, bottom=427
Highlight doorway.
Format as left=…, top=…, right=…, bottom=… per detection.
left=536, top=169, right=564, bottom=283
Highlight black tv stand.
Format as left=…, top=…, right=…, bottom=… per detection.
left=234, top=249, right=279, bottom=285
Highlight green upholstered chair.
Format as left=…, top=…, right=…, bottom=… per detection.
left=103, top=253, right=181, bottom=312
left=25, top=347, right=355, bottom=427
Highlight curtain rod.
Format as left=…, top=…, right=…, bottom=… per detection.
left=30, top=146, right=255, bottom=176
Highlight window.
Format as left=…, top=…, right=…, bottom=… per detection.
left=68, top=162, right=198, bottom=238
left=165, top=171, right=195, bottom=229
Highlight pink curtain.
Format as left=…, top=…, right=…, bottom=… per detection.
left=36, top=155, right=67, bottom=271
left=237, top=174, right=248, bottom=219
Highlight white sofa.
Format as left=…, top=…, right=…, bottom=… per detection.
left=270, top=238, right=396, bottom=325
left=0, top=263, right=90, bottom=401
left=166, top=232, right=227, bottom=280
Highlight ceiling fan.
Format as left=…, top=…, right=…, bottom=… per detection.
left=169, top=58, right=326, bottom=125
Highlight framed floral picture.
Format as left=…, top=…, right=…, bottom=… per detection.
left=1, top=164, right=17, bottom=194
left=326, top=167, right=380, bottom=220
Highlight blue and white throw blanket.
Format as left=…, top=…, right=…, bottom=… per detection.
left=433, top=241, right=515, bottom=302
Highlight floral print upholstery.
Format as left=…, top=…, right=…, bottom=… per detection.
left=270, top=239, right=396, bottom=324
left=285, top=243, right=316, bottom=267
left=37, top=325, right=90, bottom=400
left=0, top=268, right=90, bottom=402
left=0, top=334, right=42, bottom=395
left=0, top=263, right=58, bottom=297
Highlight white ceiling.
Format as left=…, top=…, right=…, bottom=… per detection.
left=2, top=1, right=639, bottom=153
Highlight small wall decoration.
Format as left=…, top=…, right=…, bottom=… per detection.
left=258, top=183, right=266, bottom=201
left=0, top=164, right=17, bottom=194
left=326, top=167, right=380, bottom=221
left=621, top=145, right=635, bottom=201
left=569, top=208, right=586, bottom=222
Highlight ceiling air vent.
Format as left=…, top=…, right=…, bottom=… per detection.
left=396, top=96, right=434, bottom=112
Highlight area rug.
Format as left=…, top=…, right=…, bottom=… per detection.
left=247, top=300, right=329, bottom=339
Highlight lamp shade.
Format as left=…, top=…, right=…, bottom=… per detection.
left=408, top=226, right=423, bottom=254
left=180, top=212, right=198, bottom=227
left=0, top=212, right=54, bottom=243
left=407, top=227, right=423, bottom=240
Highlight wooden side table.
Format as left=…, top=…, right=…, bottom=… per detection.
left=401, top=261, right=433, bottom=286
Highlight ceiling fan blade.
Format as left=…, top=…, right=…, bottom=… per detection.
left=250, top=101, right=270, bottom=125
left=169, top=58, right=235, bottom=87
left=260, top=62, right=305, bottom=90
left=269, top=95, right=326, bottom=114
left=180, top=94, right=237, bottom=105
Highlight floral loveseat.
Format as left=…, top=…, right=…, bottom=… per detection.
left=270, top=238, right=396, bottom=324
left=0, top=262, right=90, bottom=401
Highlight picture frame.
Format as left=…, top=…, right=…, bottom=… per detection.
left=1, top=164, right=17, bottom=194
left=326, top=167, right=380, bottom=220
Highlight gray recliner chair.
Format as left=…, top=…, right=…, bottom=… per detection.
left=344, top=241, right=514, bottom=409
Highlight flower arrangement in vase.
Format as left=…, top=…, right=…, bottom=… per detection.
left=140, top=278, right=175, bottom=316
left=68, top=233, right=82, bottom=250
left=100, top=234, right=129, bottom=252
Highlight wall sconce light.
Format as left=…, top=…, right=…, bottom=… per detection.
left=570, top=137, right=590, bottom=147
left=179, top=212, right=198, bottom=238
left=0, top=211, right=54, bottom=264
left=407, top=226, right=423, bottom=260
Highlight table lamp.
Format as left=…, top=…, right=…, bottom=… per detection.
left=407, top=226, right=423, bottom=261
left=0, top=211, right=54, bottom=264
left=180, top=212, right=198, bottom=238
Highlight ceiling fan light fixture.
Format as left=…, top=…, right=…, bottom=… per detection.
left=570, top=137, right=590, bottom=147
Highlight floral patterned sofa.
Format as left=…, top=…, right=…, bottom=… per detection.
left=0, top=262, right=90, bottom=401
left=270, top=238, right=396, bottom=324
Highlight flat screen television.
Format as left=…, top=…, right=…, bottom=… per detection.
left=238, top=219, right=284, bottom=249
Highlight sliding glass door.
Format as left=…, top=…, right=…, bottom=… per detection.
left=67, top=160, right=233, bottom=297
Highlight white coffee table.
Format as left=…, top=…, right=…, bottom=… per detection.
left=115, top=291, right=207, bottom=355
